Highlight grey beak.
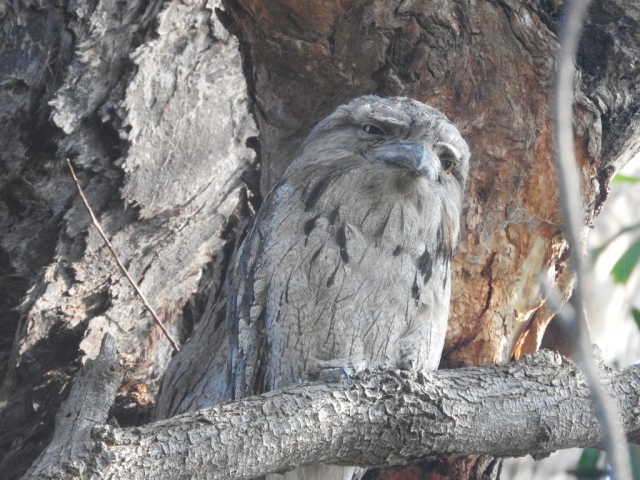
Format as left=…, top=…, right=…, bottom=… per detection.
left=374, top=142, right=439, bottom=181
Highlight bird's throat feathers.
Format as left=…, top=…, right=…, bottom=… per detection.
left=285, top=159, right=461, bottom=254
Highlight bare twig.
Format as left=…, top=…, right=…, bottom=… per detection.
left=67, top=159, right=181, bottom=353
left=553, top=1, right=631, bottom=478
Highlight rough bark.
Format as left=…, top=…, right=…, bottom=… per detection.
left=22, top=334, right=124, bottom=479
left=1, top=0, right=639, bottom=478
left=0, top=0, right=256, bottom=476
left=21, top=341, right=640, bottom=480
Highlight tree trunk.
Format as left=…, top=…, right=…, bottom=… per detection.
left=0, top=0, right=639, bottom=479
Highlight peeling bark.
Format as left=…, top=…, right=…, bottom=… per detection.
left=0, top=0, right=255, bottom=476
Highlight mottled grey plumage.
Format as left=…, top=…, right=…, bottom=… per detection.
left=226, top=96, right=470, bottom=479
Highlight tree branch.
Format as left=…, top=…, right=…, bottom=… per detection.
left=22, top=337, right=640, bottom=480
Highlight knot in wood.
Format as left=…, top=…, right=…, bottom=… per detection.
left=91, top=424, right=117, bottom=444
left=535, top=423, right=553, bottom=448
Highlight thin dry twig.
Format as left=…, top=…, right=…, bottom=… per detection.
left=67, top=159, right=181, bottom=353
left=553, top=0, right=630, bottom=478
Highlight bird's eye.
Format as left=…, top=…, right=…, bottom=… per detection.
left=435, top=143, right=461, bottom=175
left=440, top=157, right=456, bottom=175
left=362, top=124, right=386, bottom=135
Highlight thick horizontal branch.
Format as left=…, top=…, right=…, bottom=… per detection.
left=22, top=338, right=640, bottom=480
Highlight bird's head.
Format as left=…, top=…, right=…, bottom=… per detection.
left=296, top=96, right=470, bottom=194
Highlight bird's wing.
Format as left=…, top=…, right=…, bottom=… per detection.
left=226, top=180, right=301, bottom=399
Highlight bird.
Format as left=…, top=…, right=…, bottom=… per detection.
left=225, top=95, right=470, bottom=480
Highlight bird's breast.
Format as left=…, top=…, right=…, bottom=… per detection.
left=261, top=168, right=453, bottom=388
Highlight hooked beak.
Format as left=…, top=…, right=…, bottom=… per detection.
left=373, top=142, right=439, bottom=182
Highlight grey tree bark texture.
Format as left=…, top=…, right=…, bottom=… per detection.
left=20, top=337, right=640, bottom=480
left=0, top=0, right=639, bottom=479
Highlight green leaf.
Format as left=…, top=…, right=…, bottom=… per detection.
left=630, top=444, right=640, bottom=480
left=612, top=173, right=640, bottom=184
left=632, top=308, right=640, bottom=331
left=578, top=448, right=601, bottom=470
left=611, top=239, right=640, bottom=284
left=591, top=245, right=606, bottom=263
left=570, top=448, right=604, bottom=480
left=577, top=448, right=601, bottom=470
left=591, top=223, right=640, bottom=263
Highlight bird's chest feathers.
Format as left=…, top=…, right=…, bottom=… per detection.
left=271, top=167, right=456, bottom=329
left=259, top=168, right=455, bottom=372
left=298, top=167, right=445, bottom=255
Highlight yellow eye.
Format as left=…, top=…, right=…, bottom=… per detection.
left=362, top=123, right=386, bottom=135
left=435, top=142, right=461, bottom=175
left=441, top=158, right=455, bottom=174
